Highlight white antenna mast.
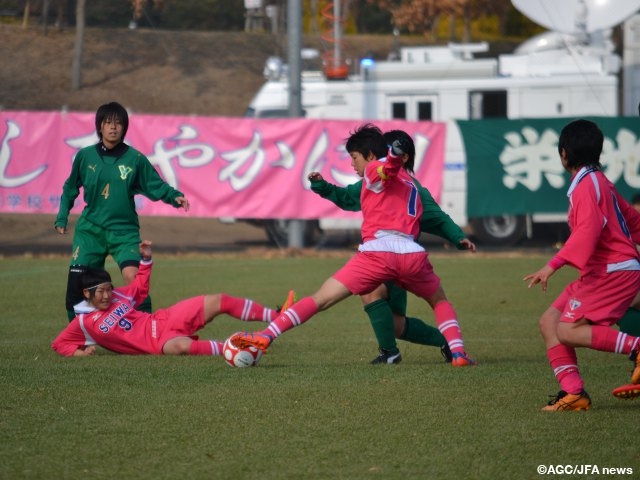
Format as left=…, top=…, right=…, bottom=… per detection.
left=574, top=0, right=588, bottom=44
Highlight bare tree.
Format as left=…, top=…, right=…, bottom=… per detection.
left=370, top=0, right=464, bottom=38
left=71, top=0, right=85, bottom=90
left=370, top=0, right=511, bottom=41
left=22, top=0, right=31, bottom=29
left=131, top=0, right=165, bottom=25
left=42, top=0, right=50, bottom=35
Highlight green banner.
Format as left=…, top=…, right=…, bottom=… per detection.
left=457, top=117, right=640, bottom=218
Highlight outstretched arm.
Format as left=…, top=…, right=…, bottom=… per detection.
left=308, top=172, right=364, bottom=212
left=413, top=177, right=471, bottom=249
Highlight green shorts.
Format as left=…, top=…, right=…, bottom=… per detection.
left=386, top=282, right=408, bottom=317
left=69, top=216, right=142, bottom=270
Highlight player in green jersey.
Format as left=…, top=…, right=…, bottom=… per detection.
left=54, top=102, right=190, bottom=320
left=617, top=193, right=640, bottom=337
left=309, top=130, right=475, bottom=364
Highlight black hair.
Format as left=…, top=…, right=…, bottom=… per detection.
left=632, top=193, right=640, bottom=205
left=80, top=267, right=112, bottom=292
left=557, top=119, right=603, bottom=170
left=345, top=123, right=387, bottom=160
left=383, top=130, right=416, bottom=174
left=95, top=102, right=129, bottom=141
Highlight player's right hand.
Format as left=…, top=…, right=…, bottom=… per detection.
left=308, top=172, right=324, bottom=182
left=55, top=226, right=67, bottom=234
left=139, top=240, right=153, bottom=260
left=523, top=264, right=555, bottom=292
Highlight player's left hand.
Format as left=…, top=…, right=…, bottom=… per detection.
left=73, top=346, right=96, bottom=357
left=175, top=196, right=190, bottom=212
left=390, top=139, right=410, bottom=157
left=523, top=264, right=555, bottom=292
left=459, top=238, right=476, bottom=252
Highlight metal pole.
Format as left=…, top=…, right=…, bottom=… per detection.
left=288, top=0, right=302, bottom=117
left=287, top=0, right=304, bottom=247
left=333, top=0, right=341, bottom=70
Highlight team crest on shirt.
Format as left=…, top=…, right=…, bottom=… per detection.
left=569, top=298, right=582, bottom=311
left=118, top=165, right=133, bottom=180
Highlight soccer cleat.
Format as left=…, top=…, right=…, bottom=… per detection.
left=451, top=351, right=477, bottom=367
left=370, top=348, right=402, bottom=365
left=612, top=384, right=640, bottom=400
left=542, top=390, right=591, bottom=411
left=230, top=331, right=273, bottom=352
left=278, top=290, right=296, bottom=314
left=629, top=346, right=640, bottom=384
left=440, top=344, right=453, bottom=363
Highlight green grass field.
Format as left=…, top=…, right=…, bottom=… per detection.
left=1, top=252, right=638, bottom=479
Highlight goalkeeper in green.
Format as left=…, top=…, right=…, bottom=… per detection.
left=309, top=130, right=475, bottom=365
left=54, top=102, right=190, bottom=320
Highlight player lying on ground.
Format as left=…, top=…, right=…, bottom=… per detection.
left=524, top=119, right=640, bottom=410
left=231, top=124, right=476, bottom=366
left=52, top=240, right=294, bottom=357
left=309, top=129, right=475, bottom=365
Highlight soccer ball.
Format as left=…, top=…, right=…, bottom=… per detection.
left=223, top=336, right=262, bottom=368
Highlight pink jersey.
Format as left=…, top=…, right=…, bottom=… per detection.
left=52, top=260, right=166, bottom=356
left=360, top=152, right=423, bottom=243
left=552, top=167, right=640, bottom=276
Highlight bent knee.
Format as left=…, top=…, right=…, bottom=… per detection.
left=162, top=337, right=192, bottom=355
left=538, top=308, right=561, bottom=339
left=393, top=315, right=405, bottom=338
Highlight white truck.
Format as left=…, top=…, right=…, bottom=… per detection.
left=243, top=0, right=640, bottom=246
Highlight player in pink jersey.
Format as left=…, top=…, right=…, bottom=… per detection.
left=231, top=124, right=475, bottom=366
left=524, top=119, right=640, bottom=410
left=52, top=240, right=295, bottom=357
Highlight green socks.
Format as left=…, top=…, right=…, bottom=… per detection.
left=618, top=308, right=640, bottom=337
left=400, top=316, right=447, bottom=347
left=364, top=299, right=399, bottom=353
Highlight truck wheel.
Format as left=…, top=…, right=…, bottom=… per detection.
left=469, top=215, right=526, bottom=246
left=264, top=220, right=321, bottom=248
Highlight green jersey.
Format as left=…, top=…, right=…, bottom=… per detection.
left=55, top=143, right=184, bottom=231
left=310, top=177, right=466, bottom=248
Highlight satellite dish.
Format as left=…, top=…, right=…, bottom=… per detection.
left=514, top=31, right=578, bottom=54
left=512, top=0, right=640, bottom=34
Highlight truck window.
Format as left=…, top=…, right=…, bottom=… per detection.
left=258, top=109, right=292, bottom=118
left=417, top=101, right=433, bottom=120
left=247, top=109, right=307, bottom=119
left=391, top=102, right=407, bottom=119
left=469, top=90, right=507, bottom=119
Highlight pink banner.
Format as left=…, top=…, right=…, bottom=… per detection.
left=0, top=111, right=445, bottom=219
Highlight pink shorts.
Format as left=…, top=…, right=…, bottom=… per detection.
left=154, top=296, right=206, bottom=351
left=553, top=270, right=640, bottom=326
left=333, top=250, right=441, bottom=298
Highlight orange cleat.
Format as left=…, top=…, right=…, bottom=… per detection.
left=542, top=390, right=591, bottom=411
left=230, top=331, right=273, bottom=352
left=612, top=384, right=640, bottom=400
left=629, top=347, right=640, bottom=384
left=451, top=351, right=477, bottom=367
left=279, top=290, right=296, bottom=313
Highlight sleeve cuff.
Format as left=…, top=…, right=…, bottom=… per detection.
left=547, top=256, right=566, bottom=271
